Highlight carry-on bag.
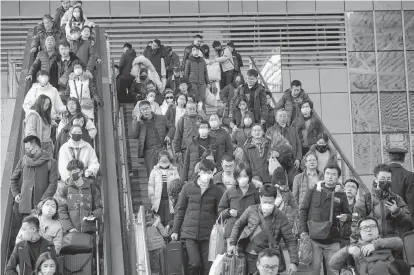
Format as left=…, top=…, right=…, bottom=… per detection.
left=61, top=232, right=94, bottom=255
left=221, top=253, right=246, bottom=275
left=166, top=241, right=187, bottom=275
left=62, top=253, right=93, bottom=275
left=403, top=230, right=414, bottom=266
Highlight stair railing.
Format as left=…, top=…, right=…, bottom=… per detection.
left=249, top=56, right=369, bottom=194
left=134, top=206, right=151, bottom=275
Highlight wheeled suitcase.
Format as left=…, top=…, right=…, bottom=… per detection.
left=221, top=254, right=246, bottom=275
left=402, top=230, right=414, bottom=266
left=166, top=241, right=188, bottom=275
left=62, top=253, right=93, bottom=275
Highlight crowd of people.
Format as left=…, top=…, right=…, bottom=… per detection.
left=6, top=1, right=103, bottom=275
left=4, top=0, right=414, bottom=275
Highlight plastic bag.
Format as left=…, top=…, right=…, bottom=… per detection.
left=207, top=62, right=221, bottom=81
left=205, top=87, right=217, bottom=107
left=268, top=157, right=281, bottom=175
left=299, top=234, right=313, bottom=266
left=208, top=214, right=225, bottom=261
left=209, top=254, right=225, bottom=275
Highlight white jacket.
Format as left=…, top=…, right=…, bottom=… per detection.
left=130, top=55, right=166, bottom=92
left=23, top=83, right=66, bottom=117
left=68, top=73, right=95, bottom=120
left=57, top=117, right=97, bottom=138
left=148, top=164, right=180, bottom=213
left=58, top=139, right=100, bottom=181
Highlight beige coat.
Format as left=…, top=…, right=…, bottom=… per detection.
left=148, top=164, right=180, bottom=213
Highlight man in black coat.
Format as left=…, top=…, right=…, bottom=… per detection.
left=117, top=43, right=137, bottom=103
left=171, top=159, right=224, bottom=275
left=182, top=34, right=203, bottom=69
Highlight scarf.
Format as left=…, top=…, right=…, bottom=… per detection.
left=251, top=137, right=266, bottom=157
left=22, top=151, right=52, bottom=167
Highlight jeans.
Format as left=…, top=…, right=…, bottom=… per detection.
left=310, top=240, right=340, bottom=275
left=220, top=70, right=234, bottom=90
left=185, top=239, right=210, bottom=275
left=144, top=146, right=162, bottom=176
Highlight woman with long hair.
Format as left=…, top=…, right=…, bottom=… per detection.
left=34, top=252, right=58, bottom=275
left=65, top=6, right=94, bottom=39
left=25, top=94, right=54, bottom=154
left=57, top=97, right=96, bottom=137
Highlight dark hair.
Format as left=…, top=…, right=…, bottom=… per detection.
left=158, top=150, right=173, bottom=163
left=265, top=90, right=273, bottom=98
left=212, top=41, right=221, bottom=48
left=166, top=46, right=172, bottom=52
left=37, top=198, right=59, bottom=220
left=68, top=112, right=88, bottom=129
left=22, top=216, right=40, bottom=231
left=221, top=154, right=235, bottom=163
left=227, top=42, right=235, bottom=48
left=200, top=44, right=210, bottom=59
left=324, top=164, right=342, bottom=177
left=259, top=184, right=278, bottom=198
left=257, top=248, right=280, bottom=261
left=146, top=80, right=156, bottom=87
left=251, top=123, right=263, bottom=131
left=67, top=159, right=85, bottom=171
left=176, top=93, right=188, bottom=105
left=23, top=135, right=41, bottom=147
left=344, top=179, right=359, bottom=189
left=123, top=43, right=132, bottom=49
left=153, top=39, right=161, bottom=46
left=81, top=25, right=91, bottom=32
left=389, top=152, right=406, bottom=163
left=234, top=162, right=253, bottom=181
left=37, top=70, right=50, bottom=78
left=35, top=252, right=57, bottom=275
left=388, top=260, right=411, bottom=275
left=200, top=149, right=214, bottom=162
left=70, top=26, right=81, bottom=33
left=168, top=179, right=186, bottom=208
left=59, top=40, right=70, bottom=48
left=42, top=14, right=53, bottom=21
left=357, top=216, right=379, bottom=230
left=221, top=124, right=230, bottom=132
left=247, top=69, right=258, bottom=77
left=316, top=132, right=329, bottom=143
left=198, top=159, right=215, bottom=172
left=373, top=163, right=392, bottom=177
left=300, top=100, right=313, bottom=109
left=138, top=100, right=151, bottom=108
left=291, top=80, right=302, bottom=87
left=32, top=94, right=52, bottom=125
left=70, top=6, right=85, bottom=23
left=66, top=97, right=82, bottom=114
left=199, top=120, right=210, bottom=129
left=194, top=34, right=203, bottom=39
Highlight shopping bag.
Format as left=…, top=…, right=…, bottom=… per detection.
left=205, top=87, right=217, bottom=107
left=208, top=214, right=225, bottom=261
left=208, top=254, right=225, bottom=275
left=268, top=157, right=281, bottom=175
left=207, top=62, right=221, bottom=81
left=298, top=234, right=313, bottom=266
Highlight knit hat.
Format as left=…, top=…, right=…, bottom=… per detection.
left=272, top=167, right=287, bottom=186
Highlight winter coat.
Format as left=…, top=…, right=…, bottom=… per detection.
left=16, top=215, right=63, bottom=254
left=67, top=72, right=100, bottom=120
left=330, top=237, right=403, bottom=275
left=173, top=114, right=204, bottom=153
left=23, top=83, right=66, bottom=117
left=70, top=39, right=96, bottom=72
left=53, top=5, right=67, bottom=27
left=308, top=143, right=338, bottom=171
left=213, top=171, right=233, bottom=191
left=165, top=51, right=180, bottom=77
left=24, top=110, right=52, bottom=145
left=54, top=124, right=93, bottom=160
left=148, top=164, right=180, bottom=213
left=278, top=187, right=298, bottom=211
left=58, top=139, right=100, bottom=181
left=143, top=45, right=167, bottom=78
left=5, top=237, right=56, bottom=275
left=353, top=190, right=412, bottom=239
left=182, top=43, right=199, bottom=68
left=58, top=177, right=103, bottom=233
left=243, top=136, right=273, bottom=183
left=215, top=46, right=234, bottom=72
left=119, top=48, right=137, bottom=77
left=57, top=115, right=96, bottom=138
left=50, top=52, right=84, bottom=90
left=166, top=75, right=183, bottom=96
left=146, top=223, right=169, bottom=251
left=233, top=50, right=243, bottom=72
left=129, top=113, right=175, bottom=158
left=291, top=114, right=324, bottom=147
left=266, top=123, right=302, bottom=161
left=232, top=110, right=253, bottom=128
left=183, top=135, right=218, bottom=181
left=208, top=128, right=232, bottom=166
left=60, top=6, right=89, bottom=27
left=231, top=82, right=268, bottom=123
left=232, top=127, right=251, bottom=148
left=10, top=151, right=58, bottom=214
left=129, top=79, right=146, bottom=102
left=31, top=23, right=61, bottom=52
left=389, top=163, right=414, bottom=206
left=28, top=50, right=57, bottom=77
left=132, top=100, right=162, bottom=121
left=65, top=18, right=94, bottom=39
left=172, top=178, right=224, bottom=240
left=219, top=83, right=237, bottom=109
left=228, top=204, right=299, bottom=265
left=299, top=182, right=352, bottom=243
left=275, top=89, right=313, bottom=124
left=218, top=184, right=260, bottom=237
left=292, top=170, right=324, bottom=207
left=278, top=202, right=299, bottom=242
left=185, top=55, right=209, bottom=85
left=265, top=104, right=276, bottom=130
left=131, top=55, right=165, bottom=92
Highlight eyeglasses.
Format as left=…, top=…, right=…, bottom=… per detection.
left=360, top=224, right=377, bottom=231
left=166, top=96, right=174, bottom=99
left=260, top=264, right=278, bottom=271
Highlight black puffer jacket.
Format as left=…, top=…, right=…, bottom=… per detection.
left=172, top=178, right=224, bottom=240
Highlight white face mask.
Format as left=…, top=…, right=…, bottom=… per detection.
left=210, top=121, right=219, bottom=129
left=199, top=174, right=212, bottom=185
left=238, top=177, right=249, bottom=187
left=38, top=76, right=49, bottom=86
left=147, top=96, right=155, bottom=103
left=302, top=107, right=311, bottom=116
left=74, top=68, right=83, bottom=76
left=199, top=128, right=209, bottom=137
left=261, top=203, right=275, bottom=216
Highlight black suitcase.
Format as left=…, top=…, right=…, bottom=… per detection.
left=62, top=253, right=93, bottom=275
left=166, top=241, right=187, bottom=275
left=403, top=230, right=414, bottom=266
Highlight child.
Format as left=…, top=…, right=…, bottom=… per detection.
left=145, top=210, right=170, bottom=275
left=185, top=47, right=209, bottom=111
left=67, top=64, right=102, bottom=121
left=148, top=151, right=180, bottom=225
left=132, top=90, right=162, bottom=121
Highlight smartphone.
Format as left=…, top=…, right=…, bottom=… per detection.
left=387, top=195, right=397, bottom=204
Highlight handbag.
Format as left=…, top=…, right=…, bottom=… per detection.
left=80, top=98, right=95, bottom=110
left=258, top=211, right=286, bottom=273
left=205, top=87, right=217, bottom=107
left=307, top=189, right=335, bottom=240
left=60, top=232, right=94, bottom=255
left=208, top=214, right=225, bottom=261
left=268, top=157, right=281, bottom=175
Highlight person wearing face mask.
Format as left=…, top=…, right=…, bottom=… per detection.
left=27, top=36, right=57, bottom=82
left=230, top=95, right=251, bottom=130
left=143, top=39, right=168, bottom=82
left=166, top=93, right=187, bottom=128
left=31, top=14, right=61, bottom=53
left=16, top=198, right=63, bottom=255
left=182, top=120, right=218, bottom=181
left=166, top=66, right=183, bottom=95
left=56, top=97, right=95, bottom=137
left=228, top=184, right=299, bottom=275
left=208, top=114, right=232, bottom=167
left=6, top=216, right=57, bottom=275
left=129, top=101, right=175, bottom=176
left=275, top=80, right=313, bottom=125
left=67, top=63, right=102, bottom=121
left=299, top=164, right=351, bottom=275
left=160, top=89, right=174, bottom=115
left=132, top=89, right=162, bottom=120
left=232, top=111, right=254, bottom=148
left=65, top=6, right=95, bottom=40
left=352, top=164, right=412, bottom=241
left=218, top=163, right=260, bottom=249
left=69, top=25, right=98, bottom=77
left=148, top=151, right=180, bottom=225
left=271, top=167, right=298, bottom=211
left=308, top=132, right=338, bottom=173
left=291, top=100, right=323, bottom=156
left=34, top=252, right=59, bottom=275
left=173, top=101, right=204, bottom=159
left=58, top=125, right=99, bottom=181
left=130, top=67, right=150, bottom=104
left=58, top=159, right=103, bottom=234
left=219, top=74, right=245, bottom=120
left=10, top=136, right=58, bottom=218
left=171, top=159, right=224, bottom=275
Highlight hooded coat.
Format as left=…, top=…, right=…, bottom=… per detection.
left=266, top=123, right=302, bottom=161
left=10, top=151, right=58, bottom=214
left=148, top=164, right=180, bottom=213
left=54, top=123, right=93, bottom=160
left=119, top=48, right=137, bottom=77
left=231, top=82, right=268, bottom=123
left=184, top=55, right=209, bottom=85
left=275, top=89, right=313, bottom=124
left=131, top=55, right=165, bottom=91
left=243, top=136, right=273, bottom=183
left=143, top=45, right=167, bottom=78
left=24, top=110, right=52, bottom=146
left=70, top=38, right=96, bottom=72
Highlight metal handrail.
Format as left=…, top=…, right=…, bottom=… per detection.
left=134, top=206, right=151, bottom=275
left=249, top=55, right=369, bottom=194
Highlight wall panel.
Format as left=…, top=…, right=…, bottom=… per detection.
left=241, top=1, right=258, bottom=13
left=320, top=68, right=348, bottom=93
left=20, top=1, right=49, bottom=17
left=170, top=1, right=199, bottom=14
left=290, top=69, right=320, bottom=94
left=373, top=1, right=402, bottom=10
left=1, top=1, right=19, bottom=17
left=110, top=1, right=140, bottom=16
left=228, top=1, right=243, bottom=13
left=258, top=1, right=287, bottom=13
left=321, top=93, right=350, bottom=134
left=316, top=1, right=344, bottom=12
left=199, top=1, right=228, bottom=13
left=140, top=1, right=169, bottom=14
left=345, top=1, right=373, bottom=11
left=82, top=1, right=110, bottom=16
left=287, top=0, right=316, bottom=12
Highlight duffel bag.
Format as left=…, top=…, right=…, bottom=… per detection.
left=61, top=232, right=94, bottom=255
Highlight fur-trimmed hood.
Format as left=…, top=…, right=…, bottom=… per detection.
left=69, top=72, right=92, bottom=81
left=130, top=55, right=163, bottom=90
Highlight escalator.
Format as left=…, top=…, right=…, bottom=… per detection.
left=1, top=26, right=126, bottom=275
